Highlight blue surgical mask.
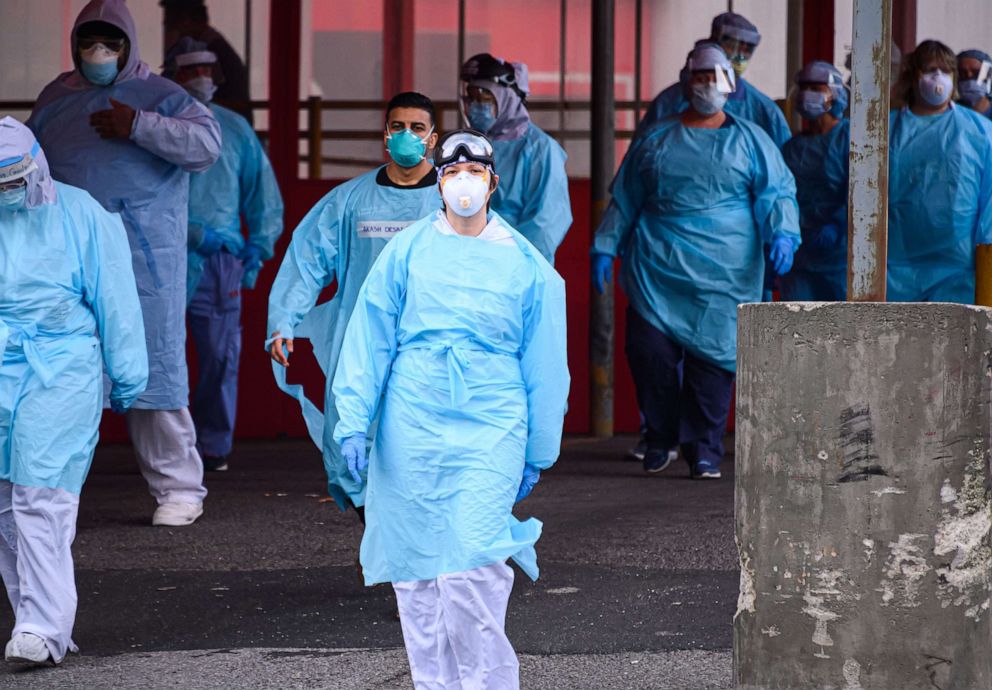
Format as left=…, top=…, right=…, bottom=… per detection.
left=81, top=59, right=119, bottom=86
left=690, top=83, right=727, bottom=115
left=386, top=128, right=430, bottom=168
left=796, top=90, right=830, bottom=121
left=467, top=102, right=497, bottom=133
left=918, top=70, right=954, bottom=107
left=0, top=187, right=26, bottom=211
left=958, top=79, right=988, bottom=107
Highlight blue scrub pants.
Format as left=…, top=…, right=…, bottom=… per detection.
left=625, top=307, right=735, bottom=468
left=188, top=252, right=244, bottom=459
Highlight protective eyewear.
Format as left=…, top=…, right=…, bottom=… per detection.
left=78, top=37, right=126, bottom=53
left=719, top=38, right=755, bottom=61
left=0, top=179, right=26, bottom=192
left=434, top=130, right=494, bottom=168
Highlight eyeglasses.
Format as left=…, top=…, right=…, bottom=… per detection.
left=78, top=37, right=126, bottom=53
left=0, top=180, right=26, bottom=192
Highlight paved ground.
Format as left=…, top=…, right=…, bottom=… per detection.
left=0, top=435, right=737, bottom=689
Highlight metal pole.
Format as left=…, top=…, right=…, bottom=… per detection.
left=633, top=0, right=642, bottom=123
left=307, top=96, right=322, bottom=180
left=457, top=0, right=466, bottom=126
left=590, top=0, right=615, bottom=438
left=785, top=0, right=803, bottom=132
left=244, top=0, right=252, bottom=86
left=847, top=0, right=891, bottom=301
left=558, top=0, right=567, bottom=144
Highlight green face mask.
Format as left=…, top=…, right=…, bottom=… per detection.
left=386, top=128, right=431, bottom=168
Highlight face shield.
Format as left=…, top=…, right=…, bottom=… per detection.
left=0, top=142, right=40, bottom=186
left=957, top=56, right=992, bottom=106
left=688, top=47, right=736, bottom=94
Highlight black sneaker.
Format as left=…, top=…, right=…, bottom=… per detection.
left=627, top=437, right=647, bottom=461
left=643, top=448, right=678, bottom=473
left=203, top=455, right=229, bottom=472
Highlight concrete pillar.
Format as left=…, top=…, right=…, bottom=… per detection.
left=735, top=302, right=992, bottom=689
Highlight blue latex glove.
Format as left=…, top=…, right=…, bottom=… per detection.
left=242, top=265, right=261, bottom=290
left=109, top=387, right=130, bottom=415
left=811, top=222, right=841, bottom=249
left=516, top=463, right=541, bottom=502
left=197, top=228, right=224, bottom=257
left=769, top=236, right=796, bottom=276
left=591, top=253, right=613, bottom=294
left=239, top=244, right=264, bottom=271
left=341, top=434, right=368, bottom=486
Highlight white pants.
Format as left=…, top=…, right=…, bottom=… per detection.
left=0, top=480, right=80, bottom=662
left=126, top=408, right=207, bottom=505
left=393, top=562, right=519, bottom=690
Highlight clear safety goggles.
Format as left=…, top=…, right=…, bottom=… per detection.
left=0, top=142, right=39, bottom=185
left=719, top=37, right=756, bottom=62
left=434, top=130, right=494, bottom=168
left=78, top=36, right=126, bottom=53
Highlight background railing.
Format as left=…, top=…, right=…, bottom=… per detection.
left=0, top=97, right=649, bottom=181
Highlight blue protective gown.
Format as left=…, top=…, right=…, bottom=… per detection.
left=0, top=183, right=148, bottom=493
left=332, top=211, right=570, bottom=585
left=639, top=78, right=792, bottom=148
left=888, top=105, right=992, bottom=302
left=780, top=120, right=850, bottom=301
left=491, top=123, right=573, bottom=263
left=187, top=103, right=284, bottom=299
left=267, top=167, right=440, bottom=508
left=593, top=116, right=801, bottom=372
left=27, top=0, right=221, bottom=410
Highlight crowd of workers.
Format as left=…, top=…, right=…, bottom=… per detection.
left=0, top=0, right=990, bottom=687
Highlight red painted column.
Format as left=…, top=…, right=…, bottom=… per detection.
left=268, top=0, right=302, bottom=186
left=802, top=0, right=835, bottom=64
left=891, top=0, right=917, bottom=55
left=383, top=0, right=415, bottom=99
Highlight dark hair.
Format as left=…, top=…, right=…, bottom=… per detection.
left=385, top=91, right=436, bottom=127
left=161, top=0, right=208, bottom=24
left=894, top=39, right=956, bottom=107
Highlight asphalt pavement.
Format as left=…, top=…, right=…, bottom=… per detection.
left=0, top=435, right=737, bottom=689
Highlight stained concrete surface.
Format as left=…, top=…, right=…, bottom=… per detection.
left=0, top=436, right=736, bottom=689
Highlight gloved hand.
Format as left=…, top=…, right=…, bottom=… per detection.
left=769, top=235, right=796, bottom=276
left=196, top=228, right=225, bottom=257
left=239, top=244, right=264, bottom=271
left=515, top=463, right=541, bottom=502
left=591, top=253, right=614, bottom=294
left=240, top=244, right=265, bottom=289
left=341, top=434, right=368, bottom=486
left=811, top=223, right=841, bottom=249
left=242, top=265, right=261, bottom=289
left=109, top=388, right=130, bottom=415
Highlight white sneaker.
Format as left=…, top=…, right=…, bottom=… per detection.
left=5, top=632, right=51, bottom=666
left=152, top=502, right=204, bottom=527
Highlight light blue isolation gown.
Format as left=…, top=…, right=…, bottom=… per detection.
left=332, top=211, right=570, bottom=585
left=267, top=167, right=440, bottom=508
left=27, top=0, right=221, bottom=409
left=593, top=116, right=800, bottom=372
left=780, top=119, right=850, bottom=301
left=887, top=104, right=992, bottom=302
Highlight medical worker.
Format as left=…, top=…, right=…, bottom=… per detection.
left=0, top=118, right=147, bottom=666
left=591, top=45, right=800, bottom=480
left=28, top=0, right=221, bottom=526
left=638, top=13, right=791, bottom=148
left=957, top=49, right=992, bottom=118
left=333, top=129, right=569, bottom=689
left=460, top=53, right=572, bottom=262
left=780, top=61, right=850, bottom=302
left=268, top=92, right=440, bottom=515
left=164, top=39, right=284, bottom=472
left=888, top=40, right=992, bottom=303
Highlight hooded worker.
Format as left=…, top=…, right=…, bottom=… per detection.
left=28, top=0, right=221, bottom=527
left=459, top=53, right=572, bottom=263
